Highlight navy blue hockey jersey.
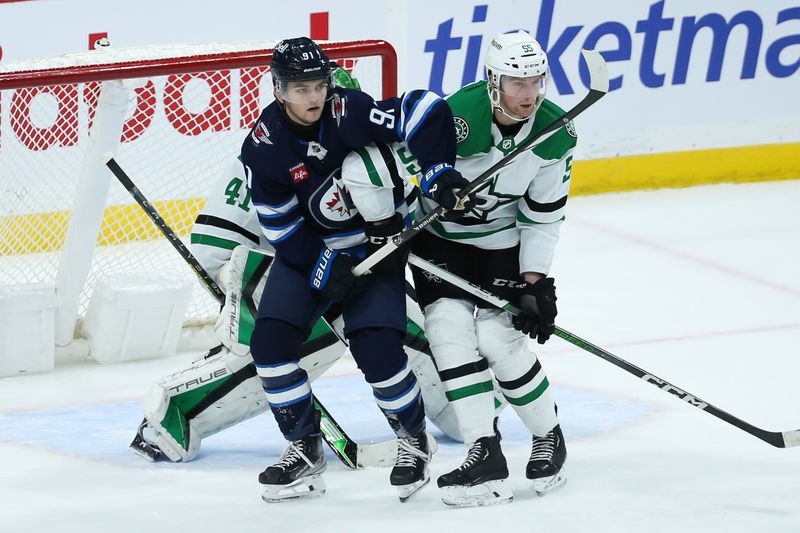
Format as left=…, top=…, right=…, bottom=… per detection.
left=241, top=87, right=456, bottom=274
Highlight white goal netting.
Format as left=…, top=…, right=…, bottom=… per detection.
left=0, top=39, right=395, bottom=344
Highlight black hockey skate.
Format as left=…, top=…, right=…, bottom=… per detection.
left=129, top=418, right=163, bottom=462
left=390, top=431, right=432, bottom=502
left=259, top=432, right=327, bottom=503
left=437, top=434, right=512, bottom=507
left=526, top=424, right=567, bottom=496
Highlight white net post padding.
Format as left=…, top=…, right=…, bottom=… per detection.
left=0, top=40, right=397, bottom=351
left=54, top=80, right=129, bottom=345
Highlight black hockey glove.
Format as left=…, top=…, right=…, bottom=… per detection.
left=364, top=213, right=408, bottom=276
left=309, top=248, right=364, bottom=303
left=512, top=277, right=558, bottom=344
left=419, top=163, right=475, bottom=214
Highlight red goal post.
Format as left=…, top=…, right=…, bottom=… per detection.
left=0, top=39, right=397, bottom=350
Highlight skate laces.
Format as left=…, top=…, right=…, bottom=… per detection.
left=395, top=436, right=427, bottom=468
left=530, top=430, right=556, bottom=461
left=459, top=440, right=487, bottom=470
left=278, top=439, right=314, bottom=469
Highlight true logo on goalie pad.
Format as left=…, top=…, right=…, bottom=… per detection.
left=168, top=368, right=229, bottom=393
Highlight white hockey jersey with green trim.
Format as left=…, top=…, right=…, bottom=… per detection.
left=190, top=147, right=415, bottom=281
left=418, top=80, right=577, bottom=275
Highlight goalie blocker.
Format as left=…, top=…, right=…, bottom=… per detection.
left=132, top=246, right=479, bottom=463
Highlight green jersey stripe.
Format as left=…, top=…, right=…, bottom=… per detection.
left=190, top=233, right=240, bottom=250
left=355, top=147, right=383, bottom=187
left=503, top=377, right=550, bottom=406
left=445, top=380, right=495, bottom=402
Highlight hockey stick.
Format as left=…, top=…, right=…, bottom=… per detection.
left=103, top=153, right=392, bottom=468
left=353, top=48, right=609, bottom=276
left=407, top=254, right=800, bottom=449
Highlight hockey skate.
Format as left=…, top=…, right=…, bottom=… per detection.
left=390, top=431, right=432, bottom=502
left=527, top=424, right=567, bottom=496
left=437, top=434, right=512, bottom=508
left=259, top=433, right=327, bottom=503
left=129, top=418, right=163, bottom=462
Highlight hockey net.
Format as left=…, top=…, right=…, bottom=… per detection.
left=0, top=39, right=396, bottom=348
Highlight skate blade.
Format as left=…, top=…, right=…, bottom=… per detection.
left=532, top=469, right=566, bottom=496
left=397, top=474, right=430, bottom=502
left=441, top=480, right=513, bottom=508
left=129, top=435, right=161, bottom=462
left=261, top=475, right=326, bottom=503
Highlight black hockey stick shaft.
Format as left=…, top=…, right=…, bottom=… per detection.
left=104, top=153, right=363, bottom=468
left=104, top=155, right=225, bottom=302
left=354, top=49, right=609, bottom=276
left=407, top=254, right=800, bottom=449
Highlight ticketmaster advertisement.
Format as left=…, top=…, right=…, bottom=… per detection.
left=1, top=0, right=798, bottom=159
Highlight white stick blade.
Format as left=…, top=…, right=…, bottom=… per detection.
left=783, top=429, right=800, bottom=448
left=102, top=151, right=115, bottom=164
left=581, top=49, right=609, bottom=93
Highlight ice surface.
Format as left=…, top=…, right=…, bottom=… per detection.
left=1, top=181, right=799, bottom=532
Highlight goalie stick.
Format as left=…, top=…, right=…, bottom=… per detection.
left=104, top=154, right=397, bottom=468
left=407, top=254, right=800, bottom=449
left=353, top=48, right=609, bottom=276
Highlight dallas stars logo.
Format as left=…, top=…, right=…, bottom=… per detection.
left=454, top=117, right=469, bottom=143
left=421, top=262, right=448, bottom=283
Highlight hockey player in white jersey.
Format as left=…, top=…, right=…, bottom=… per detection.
left=409, top=30, right=572, bottom=507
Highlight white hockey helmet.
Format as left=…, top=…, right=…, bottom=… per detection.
left=484, top=30, right=548, bottom=120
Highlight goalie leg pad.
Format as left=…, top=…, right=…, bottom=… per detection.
left=424, top=298, right=495, bottom=443
left=140, top=345, right=265, bottom=462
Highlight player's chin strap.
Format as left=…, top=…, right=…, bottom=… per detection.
left=406, top=254, right=800, bottom=450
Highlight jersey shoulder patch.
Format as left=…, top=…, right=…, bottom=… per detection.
left=528, top=99, right=577, bottom=161
left=446, top=81, right=494, bottom=158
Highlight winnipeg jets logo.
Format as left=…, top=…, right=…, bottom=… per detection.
left=251, top=121, right=272, bottom=145
left=309, top=171, right=359, bottom=228
left=325, top=191, right=351, bottom=217
left=307, top=142, right=327, bottom=160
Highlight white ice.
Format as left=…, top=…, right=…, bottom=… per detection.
left=1, top=181, right=799, bottom=533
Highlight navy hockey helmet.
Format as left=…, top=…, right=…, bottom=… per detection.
left=271, top=37, right=332, bottom=83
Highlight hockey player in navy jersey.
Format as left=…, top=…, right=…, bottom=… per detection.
left=242, top=37, right=468, bottom=503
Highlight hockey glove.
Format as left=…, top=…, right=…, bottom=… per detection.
left=419, top=163, right=475, bottom=214
left=364, top=213, right=408, bottom=276
left=310, top=248, right=364, bottom=303
left=512, top=277, right=558, bottom=344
